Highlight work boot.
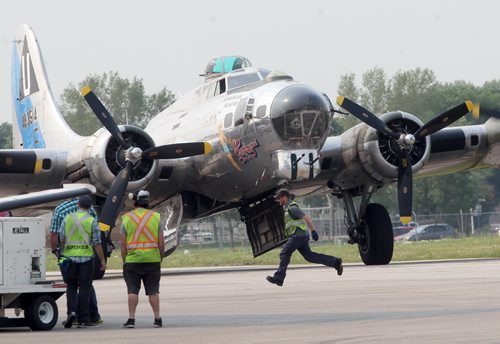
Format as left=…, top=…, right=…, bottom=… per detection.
left=335, top=258, right=343, bottom=276
left=64, top=312, right=77, bottom=329
left=266, top=276, right=283, bottom=286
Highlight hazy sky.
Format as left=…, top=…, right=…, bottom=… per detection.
left=1, top=0, right=499, bottom=124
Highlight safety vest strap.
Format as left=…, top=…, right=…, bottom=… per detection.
left=64, top=211, right=94, bottom=257
left=125, top=209, right=158, bottom=249
left=66, top=212, right=91, bottom=245
left=284, top=201, right=307, bottom=236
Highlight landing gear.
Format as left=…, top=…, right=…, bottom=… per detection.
left=340, top=187, right=393, bottom=265
left=357, top=203, right=393, bottom=265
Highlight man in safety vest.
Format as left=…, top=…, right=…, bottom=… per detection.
left=50, top=197, right=103, bottom=326
left=59, top=195, right=106, bottom=328
left=120, top=190, right=165, bottom=328
left=266, top=189, right=343, bottom=286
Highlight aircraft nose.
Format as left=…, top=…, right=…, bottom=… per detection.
left=270, top=84, right=330, bottom=148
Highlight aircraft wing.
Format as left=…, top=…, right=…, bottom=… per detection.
left=0, top=184, right=96, bottom=212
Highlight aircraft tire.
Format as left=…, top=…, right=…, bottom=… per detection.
left=24, top=294, right=58, bottom=331
left=357, top=203, right=393, bottom=265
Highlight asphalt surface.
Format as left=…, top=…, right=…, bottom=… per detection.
left=2, top=259, right=500, bottom=343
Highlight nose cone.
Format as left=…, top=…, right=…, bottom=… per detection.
left=270, top=84, right=330, bottom=148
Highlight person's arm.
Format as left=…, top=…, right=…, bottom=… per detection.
left=49, top=211, right=62, bottom=256
left=303, top=214, right=315, bottom=233
left=90, top=219, right=106, bottom=270
left=94, top=243, right=106, bottom=271
left=120, top=224, right=128, bottom=264
left=158, top=221, right=165, bottom=259
left=50, top=232, right=60, bottom=257
left=58, top=217, right=67, bottom=249
left=303, top=213, right=319, bottom=241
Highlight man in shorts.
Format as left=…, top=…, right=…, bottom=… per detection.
left=120, top=190, right=165, bottom=328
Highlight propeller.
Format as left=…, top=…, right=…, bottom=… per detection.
left=470, top=102, right=500, bottom=119
left=336, top=96, right=473, bottom=224
left=80, top=86, right=212, bottom=231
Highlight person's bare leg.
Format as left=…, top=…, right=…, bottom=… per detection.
left=128, top=293, right=139, bottom=318
left=148, top=294, right=160, bottom=318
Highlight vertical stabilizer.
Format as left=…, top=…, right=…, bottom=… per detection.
left=11, top=23, right=82, bottom=149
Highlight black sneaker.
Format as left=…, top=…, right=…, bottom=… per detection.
left=64, top=312, right=77, bottom=328
left=335, top=258, right=343, bottom=276
left=154, top=317, right=162, bottom=328
left=122, top=318, right=135, bottom=328
left=266, top=276, right=283, bottom=286
left=77, top=322, right=88, bottom=328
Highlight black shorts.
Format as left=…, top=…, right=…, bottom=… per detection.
left=123, top=262, right=161, bottom=295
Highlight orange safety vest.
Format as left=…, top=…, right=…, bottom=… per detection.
left=122, top=208, right=161, bottom=263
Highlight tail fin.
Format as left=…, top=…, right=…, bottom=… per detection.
left=11, top=23, right=82, bottom=149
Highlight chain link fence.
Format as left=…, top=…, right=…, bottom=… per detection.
left=179, top=207, right=500, bottom=248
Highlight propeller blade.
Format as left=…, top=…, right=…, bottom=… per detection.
left=397, top=154, right=413, bottom=224
left=81, top=86, right=130, bottom=149
left=142, top=142, right=212, bottom=159
left=336, top=96, right=399, bottom=139
left=98, top=161, right=132, bottom=231
left=414, top=101, right=473, bottom=139
left=471, top=103, right=500, bottom=119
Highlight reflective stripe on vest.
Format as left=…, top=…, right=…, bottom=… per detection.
left=284, top=201, right=307, bottom=236
left=122, top=208, right=161, bottom=263
left=64, top=211, right=94, bottom=257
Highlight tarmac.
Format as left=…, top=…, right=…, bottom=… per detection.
left=4, top=258, right=499, bottom=343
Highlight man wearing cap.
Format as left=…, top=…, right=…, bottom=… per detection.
left=120, top=190, right=165, bottom=328
left=266, top=189, right=343, bottom=286
left=59, top=195, right=106, bottom=328
left=50, top=197, right=103, bottom=326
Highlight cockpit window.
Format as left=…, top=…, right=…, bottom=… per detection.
left=205, top=56, right=252, bottom=76
left=227, top=73, right=261, bottom=90
left=270, top=85, right=330, bottom=149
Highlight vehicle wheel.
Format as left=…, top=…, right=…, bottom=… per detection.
left=357, top=203, right=393, bottom=265
left=24, top=294, right=58, bottom=331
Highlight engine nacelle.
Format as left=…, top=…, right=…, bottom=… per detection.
left=358, top=111, right=431, bottom=183
left=82, top=125, right=159, bottom=195
left=321, top=111, right=432, bottom=191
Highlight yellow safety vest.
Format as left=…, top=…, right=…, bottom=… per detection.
left=284, top=201, right=307, bottom=236
left=64, top=210, right=94, bottom=257
left=122, top=208, right=161, bottom=263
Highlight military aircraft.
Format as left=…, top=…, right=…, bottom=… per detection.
left=3, top=23, right=500, bottom=267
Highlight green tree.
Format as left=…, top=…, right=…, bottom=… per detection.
left=387, top=68, right=438, bottom=120
left=60, top=71, right=175, bottom=135
left=0, top=122, right=13, bottom=148
left=336, top=67, right=389, bottom=133
left=360, top=66, right=388, bottom=114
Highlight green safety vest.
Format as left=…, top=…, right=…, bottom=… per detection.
left=284, top=201, right=307, bottom=236
left=122, top=208, right=161, bottom=263
left=64, top=210, right=94, bottom=257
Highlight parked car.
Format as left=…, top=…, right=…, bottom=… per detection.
left=395, top=224, right=455, bottom=242
left=391, top=221, right=418, bottom=238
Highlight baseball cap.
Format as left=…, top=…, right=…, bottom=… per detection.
left=78, top=195, right=93, bottom=209
left=128, top=190, right=150, bottom=201
left=275, top=188, right=290, bottom=199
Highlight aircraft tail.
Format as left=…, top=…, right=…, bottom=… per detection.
left=11, top=23, right=82, bottom=149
